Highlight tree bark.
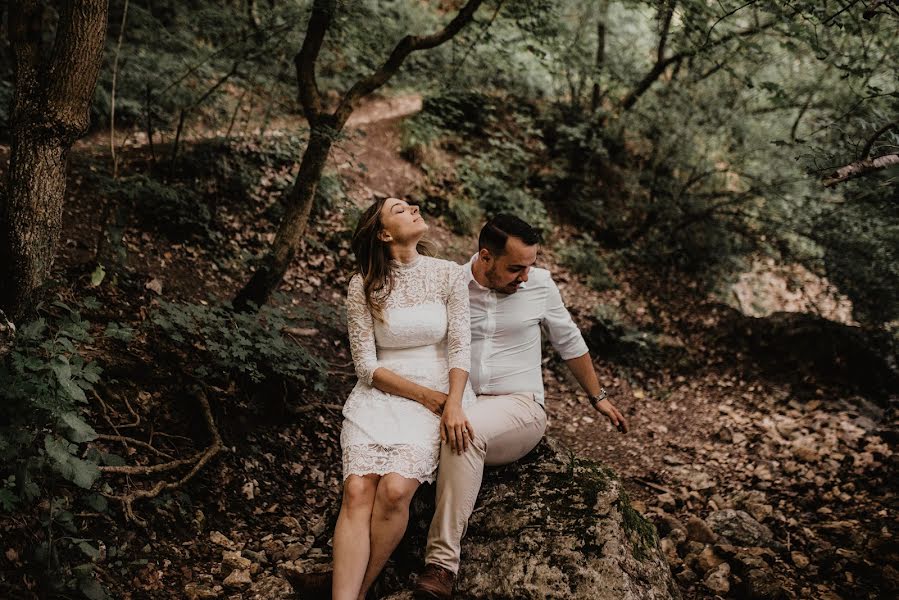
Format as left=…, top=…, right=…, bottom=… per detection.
left=0, top=0, right=109, bottom=319
left=233, top=0, right=486, bottom=310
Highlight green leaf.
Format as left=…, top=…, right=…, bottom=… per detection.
left=83, top=493, right=108, bottom=512
left=78, top=541, right=101, bottom=560
left=90, top=265, right=106, bottom=287
left=59, top=412, right=99, bottom=443
left=43, top=435, right=100, bottom=489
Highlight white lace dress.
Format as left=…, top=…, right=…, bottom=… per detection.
left=341, top=255, right=476, bottom=484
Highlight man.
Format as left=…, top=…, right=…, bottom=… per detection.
left=413, top=213, right=629, bottom=600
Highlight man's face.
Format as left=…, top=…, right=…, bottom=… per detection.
left=481, top=237, right=538, bottom=294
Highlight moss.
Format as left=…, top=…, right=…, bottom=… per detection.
left=616, top=487, right=658, bottom=561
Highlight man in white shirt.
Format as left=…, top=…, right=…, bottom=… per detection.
left=414, top=214, right=629, bottom=599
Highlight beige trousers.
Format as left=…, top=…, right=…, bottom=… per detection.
left=424, top=392, right=547, bottom=573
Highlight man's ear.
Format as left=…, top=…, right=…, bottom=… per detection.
left=478, top=248, right=492, bottom=262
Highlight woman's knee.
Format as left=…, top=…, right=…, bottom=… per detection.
left=376, top=476, right=417, bottom=510
left=342, top=476, right=377, bottom=510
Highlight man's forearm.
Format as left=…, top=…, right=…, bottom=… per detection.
left=564, top=352, right=602, bottom=398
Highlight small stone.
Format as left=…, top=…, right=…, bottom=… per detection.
left=210, top=531, right=234, bottom=549
left=660, top=537, right=680, bottom=566
left=686, top=516, right=718, bottom=544
left=284, top=542, right=311, bottom=561
left=744, top=567, right=784, bottom=599
left=184, top=582, right=221, bottom=600
left=675, top=567, right=698, bottom=587
left=695, top=546, right=725, bottom=574
left=790, top=551, right=810, bottom=569
left=246, top=575, right=293, bottom=599
left=223, top=568, right=252, bottom=588
left=706, top=509, right=773, bottom=547
left=657, top=492, right=677, bottom=511
left=704, top=562, right=731, bottom=595
left=654, top=512, right=685, bottom=537
left=222, top=550, right=252, bottom=572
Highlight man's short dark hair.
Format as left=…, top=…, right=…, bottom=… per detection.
left=478, top=214, right=541, bottom=257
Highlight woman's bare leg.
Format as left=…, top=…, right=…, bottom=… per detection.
left=356, top=473, right=420, bottom=599
left=332, top=474, right=380, bottom=600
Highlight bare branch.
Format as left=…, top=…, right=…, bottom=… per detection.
left=860, top=121, right=898, bottom=159
left=335, top=0, right=487, bottom=123
left=823, top=153, right=899, bottom=187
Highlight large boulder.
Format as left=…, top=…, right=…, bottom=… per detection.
left=373, top=437, right=680, bottom=599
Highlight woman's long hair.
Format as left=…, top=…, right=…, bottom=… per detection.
left=350, top=197, right=433, bottom=322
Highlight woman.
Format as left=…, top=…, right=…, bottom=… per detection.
left=333, top=196, right=477, bottom=600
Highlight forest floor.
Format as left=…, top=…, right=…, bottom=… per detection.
left=1, top=96, right=896, bottom=600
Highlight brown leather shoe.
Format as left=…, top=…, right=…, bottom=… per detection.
left=413, top=563, right=455, bottom=599
left=284, top=569, right=332, bottom=599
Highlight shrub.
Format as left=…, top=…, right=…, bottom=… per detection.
left=556, top=235, right=617, bottom=291
left=150, top=298, right=329, bottom=390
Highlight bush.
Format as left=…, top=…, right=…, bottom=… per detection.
left=150, top=298, right=329, bottom=390
left=0, top=301, right=108, bottom=511
left=556, top=235, right=617, bottom=291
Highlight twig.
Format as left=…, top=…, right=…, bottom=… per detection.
left=632, top=477, right=675, bottom=495
left=108, top=0, right=129, bottom=179
left=293, top=403, right=344, bottom=413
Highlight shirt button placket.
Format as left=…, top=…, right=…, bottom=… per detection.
left=483, top=290, right=496, bottom=392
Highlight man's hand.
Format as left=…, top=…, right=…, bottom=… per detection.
left=440, top=401, right=474, bottom=454
left=592, top=397, right=628, bottom=433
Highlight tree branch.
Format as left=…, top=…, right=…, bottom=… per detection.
left=334, top=0, right=486, bottom=124
left=294, top=0, right=335, bottom=123
left=860, top=121, right=898, bottom=159
left=823, top=153, right=899, bottom=187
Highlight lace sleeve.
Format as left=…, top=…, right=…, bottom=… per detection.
left=445, top=263, right=471, bottom=373
left=346, top=275, right=379, bottom=385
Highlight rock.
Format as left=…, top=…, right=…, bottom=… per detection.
left=221, top=550, right=252, bottom=572
left=184, top=582, right=221, bottom=599
left=680, top=541, right=704, bottom=557
left=790, top=551, right=809, bottom=569
left=742, top=567, right=783, bottom=599
left=694, top=546, right=725, bottom=574
left=660, top=537, right=680, bottom=566
left=706, top=509, right=773, bottom=547
left=380, top=438, right=680, bottom=600
left=703, top=562, right=731, bottom=595
left=209, top=531, right=235, bottom=549
left=653, top=512, right=685, bottom=538
left=675, top=567, right=698, bottom=587
left=685, top=516, right=717, bottom=544
left=284, top=541, right=312, bottom=561
left=223, top=569, right=252, bottom=588
left=667, top=527, right=687, bottom=547
left=246, top=575, right=293, bottom=599
left=657, top=492, right=678, bottom=511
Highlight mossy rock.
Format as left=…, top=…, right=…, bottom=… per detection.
left=376, top=437, right=680, bottom=599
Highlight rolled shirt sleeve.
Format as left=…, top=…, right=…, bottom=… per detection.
left=541, top=276, right=589, bottom=360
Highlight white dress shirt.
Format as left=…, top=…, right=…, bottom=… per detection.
left=464, top=254, right=589, bottom=405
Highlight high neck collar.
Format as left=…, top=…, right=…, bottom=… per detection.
left=390, top=253, right=423, bottom=272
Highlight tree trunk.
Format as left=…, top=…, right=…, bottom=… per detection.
left=232, top=0, right=486, bottom=310
left=232, top=120, right=338, bottom=311
left=0, top=0, right=109, bottom=319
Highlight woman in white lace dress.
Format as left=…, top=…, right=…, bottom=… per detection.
left=332, top=196, right=476, bottom=600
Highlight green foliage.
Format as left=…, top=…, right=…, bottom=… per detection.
left=0, top=301, right=111, bottom=508
left=150, top=298, right=329, bottom=389
left=555, top=235, right=617, bottom=291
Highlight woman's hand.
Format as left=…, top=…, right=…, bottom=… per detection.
left=440, top=401, right=474, bottom=454
left=422, top=390, right=448, bottom=416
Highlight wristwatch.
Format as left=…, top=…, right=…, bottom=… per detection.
left=588, top=387, right=608, bottom=408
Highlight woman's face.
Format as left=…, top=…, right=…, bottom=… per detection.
left=379, top=197, right=428, bottom=244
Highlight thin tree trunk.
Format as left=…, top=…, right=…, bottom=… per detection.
left=0, top=0, right=109, bottom=320
left=233, top=120, right=337, bottom=310
left=233, top=0, right=486, bottom=310
left=590, top=1, right=608, bottom=112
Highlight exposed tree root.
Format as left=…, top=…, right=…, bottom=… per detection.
left=101, top=388, right=224, bottom=527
